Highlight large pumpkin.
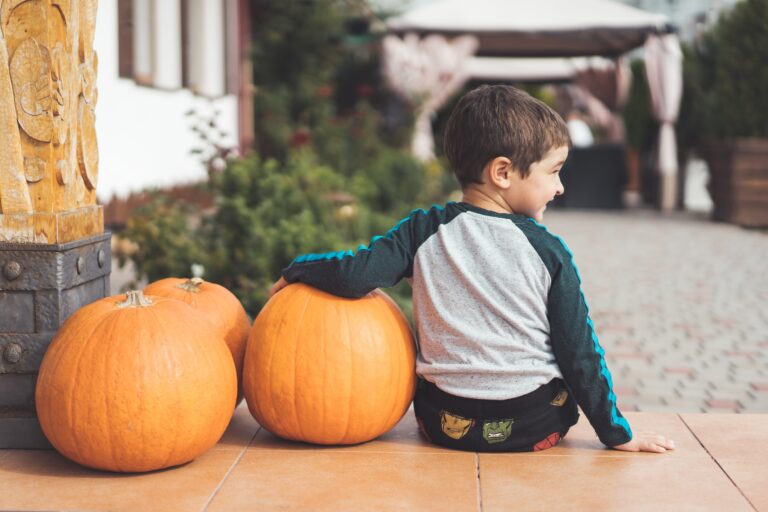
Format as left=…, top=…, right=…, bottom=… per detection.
left=243, top=283, right=416, bottom=445
left=35, top=291, right=237, bottom=473
left=144, top=277, right=250, bottom=403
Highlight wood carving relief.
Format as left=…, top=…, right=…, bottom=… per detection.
left=0, top=0, right=102, bottom=243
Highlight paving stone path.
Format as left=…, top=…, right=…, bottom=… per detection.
left=545, top=209, right=768, bottom=413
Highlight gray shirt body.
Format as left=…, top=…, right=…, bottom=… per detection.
left=412, top=210, right=562, bottom=399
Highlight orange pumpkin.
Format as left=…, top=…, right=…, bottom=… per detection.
left=143, top=277, right=250, bottom=404
left=35, top=290, right=237, bottom=472
left=243, top=283, right=416, bottom=445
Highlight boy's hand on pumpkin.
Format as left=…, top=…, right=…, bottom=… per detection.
left=612, top=432, right=675, bottom=453
left=269, top=277, right=289, bottom=297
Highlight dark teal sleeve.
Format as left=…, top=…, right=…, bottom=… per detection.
left=522, top=221, right=633, bottom=447
left=282, top=210, right=423, bottom=298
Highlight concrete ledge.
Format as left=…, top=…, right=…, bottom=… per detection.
left=0, top=404, right=765, bottom=511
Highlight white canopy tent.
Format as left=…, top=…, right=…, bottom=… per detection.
left=384, top=0, right=682, bottom=210
left=466, top=56, right=618, bottom=82
left=466, top=57, right=577, bottom=82
left=387, top=0, right=671, bottom=57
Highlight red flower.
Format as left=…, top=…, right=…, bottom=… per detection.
left=290, top=129, right=311, bottom=148
left=356, top=84, right=374, bottom=98
left=316, top=85, right=333, bottom=98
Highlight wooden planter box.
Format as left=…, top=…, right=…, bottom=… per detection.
left=702, top=138, right=768, bottom=228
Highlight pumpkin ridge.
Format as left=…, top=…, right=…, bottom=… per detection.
left=147, top=303, right=180, bottom=470
left=101, top=308, right=123, bottom=471
left=319, top=301, right=328, bottom=442
left=262, top=297, right=289, bottom=437
left=282, top=287, right=306, bottom=439
left=382, top=300, right=402, bottom=434
left=367, top=297, right=393, bottom=440
left=292, top=289, right=314, bottom=442
left=339, top=299, right=353, bottom=444
left=68, top=305, right=119, bottom=467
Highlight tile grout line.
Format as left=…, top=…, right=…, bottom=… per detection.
left=200, top=427, right=262, bottom=512
left=475, top=452, right=483, bottom=512
left=677, top=414, right=758, bottom=512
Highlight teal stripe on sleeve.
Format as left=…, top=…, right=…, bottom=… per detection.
left=528, top=218, right=632, bottom=439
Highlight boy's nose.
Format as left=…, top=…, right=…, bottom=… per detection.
left=555, top=178, right=565, bottom=196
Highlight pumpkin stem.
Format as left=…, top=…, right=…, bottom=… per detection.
left=176, top=277, right=204, bottom=293
left=117, top=290, right=154, bottom=308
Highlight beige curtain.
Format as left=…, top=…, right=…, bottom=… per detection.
left=382, top=33, right=478, bottom=161
left=644, top=34, right=683, bottom=210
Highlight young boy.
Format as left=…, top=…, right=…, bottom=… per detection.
left=270, top=85, right=675, bottom=454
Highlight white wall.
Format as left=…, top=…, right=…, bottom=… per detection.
left=93, top=0, right=239, bottom=202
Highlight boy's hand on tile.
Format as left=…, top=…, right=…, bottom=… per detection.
left=269, top=277, right=289, bottom=298
left=612, top=433, right=676, bottom=453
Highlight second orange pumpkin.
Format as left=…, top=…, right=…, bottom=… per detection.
left=144, top=277, right=250, bottom=403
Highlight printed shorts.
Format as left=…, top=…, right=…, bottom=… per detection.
left=413, top=378, right=580, bottom=452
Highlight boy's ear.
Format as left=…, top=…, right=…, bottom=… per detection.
left=486, top=157, right=516, bottom=189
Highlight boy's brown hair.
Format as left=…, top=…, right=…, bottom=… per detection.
left=444, top=85, right=570, bottom=186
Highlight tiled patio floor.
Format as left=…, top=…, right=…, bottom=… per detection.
left=1, top=402, right=766, bottom=511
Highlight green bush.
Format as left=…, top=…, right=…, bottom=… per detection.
left=201, top=151, right=352, bottom=312
left=116, top=195, right=205, bottom=286
left=683, top=0, right=768, bottom=142
left=624, top=59, right=657, bottom=153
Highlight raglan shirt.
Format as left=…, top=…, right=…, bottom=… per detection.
left=282, top=201, right=632, bottom=447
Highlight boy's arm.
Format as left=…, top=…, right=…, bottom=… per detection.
left=280, top=211, right=421, bottom=299
left=546, top=250, right=633, bottom=448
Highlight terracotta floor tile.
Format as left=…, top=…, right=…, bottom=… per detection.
left=532, top=411, right=706, bottom=458
left=248, top=409, right=447, bottom=454
left=207, top=450, right=479, bottom=512
left=680, top=413, right=768, bottom=510
left=479, top=453, right=753, bottom=512
left=679, top=413, right=768, bottom=460
left=0, top=448, right=243, bottom=512
left=713, top=458, right=768, bottom=512
left=215, top=401, right=261, bottom=450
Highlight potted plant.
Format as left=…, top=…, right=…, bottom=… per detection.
left=682, top=0, right=768, bottom=227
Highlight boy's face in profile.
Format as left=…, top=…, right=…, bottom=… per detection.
left=506, top=145, right=568, bottom=222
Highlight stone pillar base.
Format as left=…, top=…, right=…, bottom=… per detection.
left=0, top=232, right=111, bottom=449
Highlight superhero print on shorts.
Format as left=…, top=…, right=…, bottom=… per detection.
left=533, top=432, right=562, bottom=451
left=440, top=410, right=474, bottom=440
left=482, top=419, right=514, bottom=444
left=550, top=389, right=569, bottom=407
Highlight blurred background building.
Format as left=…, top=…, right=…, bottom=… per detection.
left=94, top=0, right=252, bottom=205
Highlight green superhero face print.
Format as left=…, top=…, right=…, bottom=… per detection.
left=482, top=419, right=513, bottom=444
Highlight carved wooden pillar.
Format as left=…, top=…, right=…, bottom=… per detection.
left=0, top=0, right=110, bottom=448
